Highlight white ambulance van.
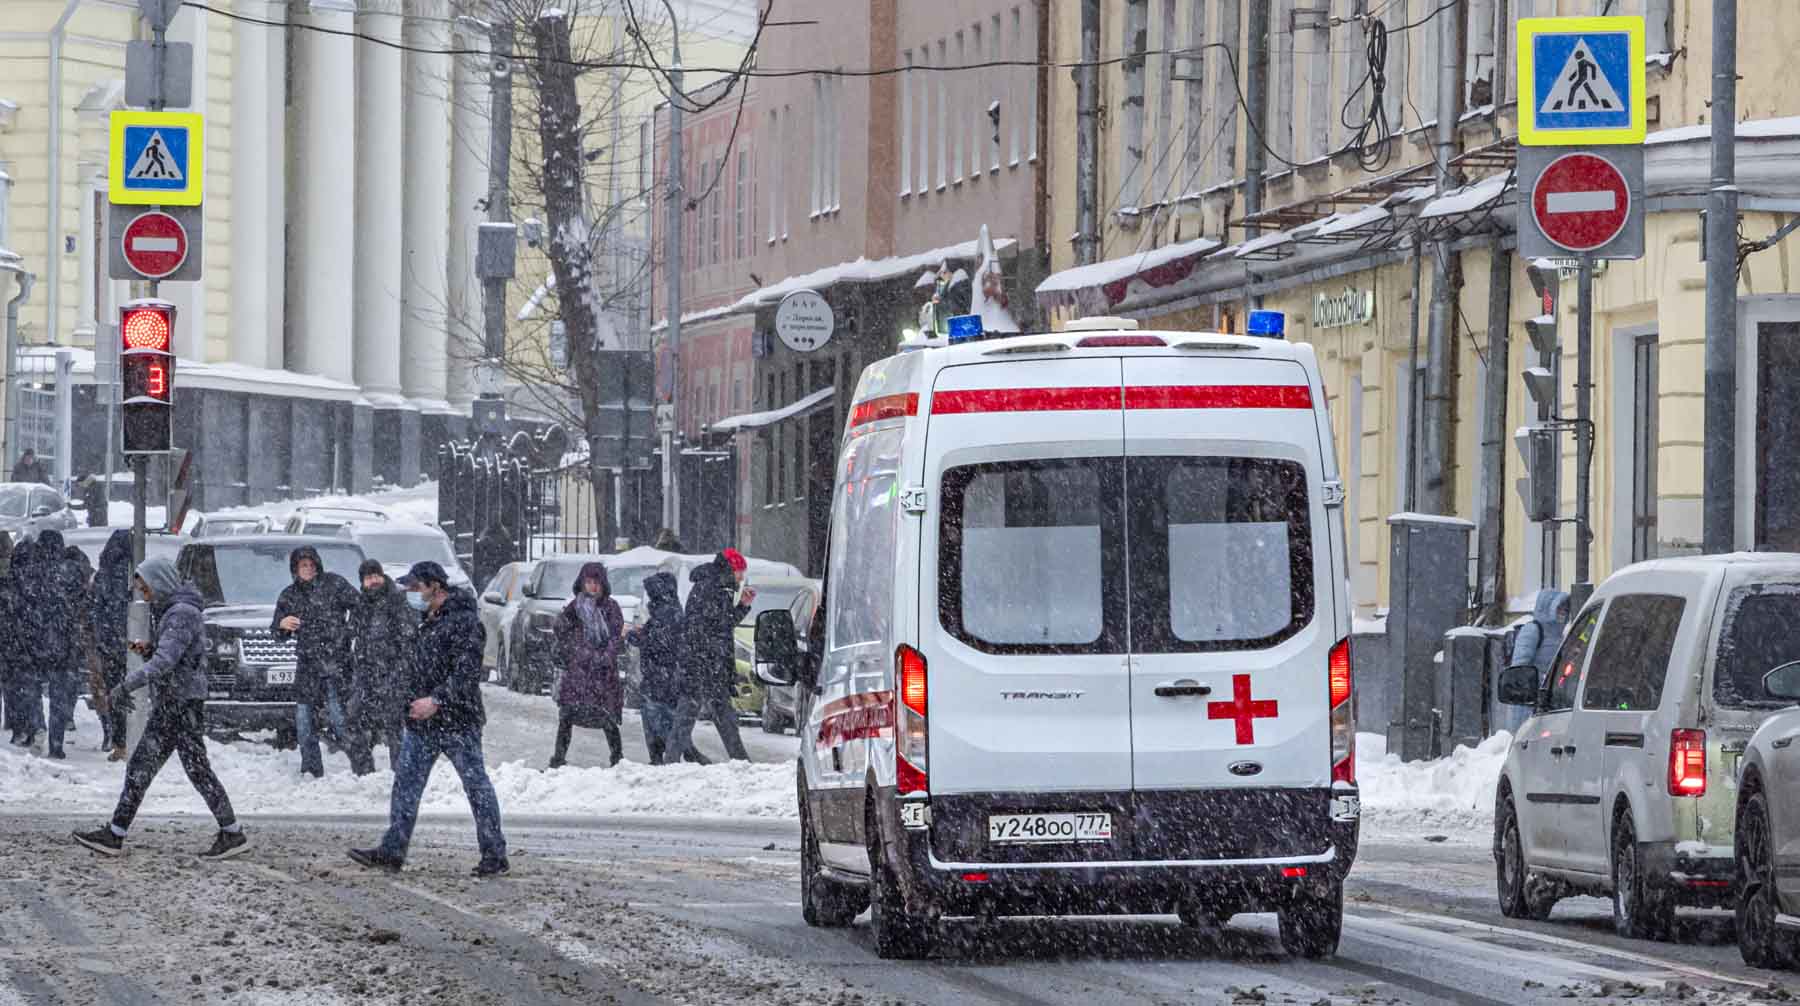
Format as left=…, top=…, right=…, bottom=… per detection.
left=753, top=314, right=1358, bottom=960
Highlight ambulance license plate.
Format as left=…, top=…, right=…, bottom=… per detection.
left=266, top=666, right=296, bottom=686
left=988, top=813, right=1112, bottom=844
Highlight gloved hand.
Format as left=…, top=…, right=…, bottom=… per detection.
left=107, top=685, right=134, bottom=715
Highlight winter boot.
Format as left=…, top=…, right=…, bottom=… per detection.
left=471, top=858, right=510, bottom=878
left=72, top=826, right=125, bottom=857
left=108, top=745, right=127, bottom=762
left=348, top=848, right=404, bottom=873
left=199, top=829, right=251, bottom=862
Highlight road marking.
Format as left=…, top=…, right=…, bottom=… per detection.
left=1546, top=191, right=1617, bottom=213
left=1351, top=906, right=1762, bottom=990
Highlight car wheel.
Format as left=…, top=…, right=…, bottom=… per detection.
left=1277, top=877, right=1343, bottom=959
left=799, top=775, right=864, bottom=928
left=1496, top=793, right=1556, bottom=921
left=1739, top=791, right=1792, bottom=968
left=1612, top=811, right=1675, bottom=941
left=868, top=803, right=934, bottom=959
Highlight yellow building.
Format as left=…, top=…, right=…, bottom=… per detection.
left=1038, top=0, right=1800, bottom=619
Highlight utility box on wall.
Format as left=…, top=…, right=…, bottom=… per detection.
left=1385, top=513, right=1475, bottom=762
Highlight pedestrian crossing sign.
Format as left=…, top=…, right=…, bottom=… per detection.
left=1518, top=16, right=1645, bottom=146
left=108, top=110, right=204, bottom=206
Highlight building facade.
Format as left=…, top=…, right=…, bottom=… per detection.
left=1037, top=0, right=1800, bottom=620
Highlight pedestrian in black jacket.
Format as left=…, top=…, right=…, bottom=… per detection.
left=349, top=561, right=508, bottom=877
left=73, top=557, right=247, bottom=861
left=33, top=530, right=86, bottom=760
left=0, top=533, right=28, bottom=748
left=669, top=550, right=754, bottom=762
left=272, top=544, right=360, bottom=778
left=347, top=559, right=418, bottom=775
left=92, top=530, right=132, bottom=760
left=625, top=571, right=690, bottom=765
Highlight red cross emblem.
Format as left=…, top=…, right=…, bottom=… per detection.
left=1208, top=674, right=1279, bottom=745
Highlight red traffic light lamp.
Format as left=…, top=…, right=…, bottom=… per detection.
left=120, top=298, right=176, bottom=453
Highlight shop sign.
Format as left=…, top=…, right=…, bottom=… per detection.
left=774, top=289, right=835, bottom=353
left=1313, top=287, right=1375, bottom=329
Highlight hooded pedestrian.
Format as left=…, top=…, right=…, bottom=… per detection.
left=625, top=571, right=686, bottom=764
left=78, top=474, right=108, bottom=527
left=0, top=533, right=27, bottom=747
left=32, top=530, right=87, bottom=760
left=1500, top=589, right=1572, bottom=734
left=349, top=561, right=508, bottom=878
left=347, top=558, right=418, bottom=775
left=72, top=557, right=247, bottom=861
left=272, top=544, right=360, bottom=777
left=669, top=549, right=754, bottom=763
left=92, top=530, right=132, bottom=760
left=549, top=562, right=624, bottom=768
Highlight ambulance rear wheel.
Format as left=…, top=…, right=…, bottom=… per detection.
left=1277, top=878, right=1343, bottom=959
left=799, top=783, right=863, bottom=928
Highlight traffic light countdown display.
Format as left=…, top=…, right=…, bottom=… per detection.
left=120, top=298, right=175, bottom=453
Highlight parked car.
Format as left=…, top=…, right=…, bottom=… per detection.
left=282, top=503, right=389, bottom=536
left=1493, top=554, right=1800, bottom=941
left=0, top=481, right=81, bottom=540
left=191, top=513, right=272, bottom=539
left=335, top=519, right=471, bottom=592
left=734, top=576, right=820, bottom=732
left=63, top=528, right=190, bottom=567
left=503, top=553, right=608, bottom=694
left=479, top=560, right=534, bottom=672
left=175, top=534, right=367, bottom=745
left=1736, top=658, right=1800, bottom=968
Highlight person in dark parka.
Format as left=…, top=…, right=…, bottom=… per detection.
left=33, top=530, right=85, bottom=760
left=272, top=545, right=360, bottom=778
left=349, top=561, right=508, bottom=877
left=549, top=562, right=624, bottom=768
left=669, top=550, right=754, bottom=762
left=347, top=558, right=418, bottom=775
left=0, top=533, right=28, bottom=747
left=92, top=530, right=132, bottom=760
left=625, top=571, right=688, bottom=765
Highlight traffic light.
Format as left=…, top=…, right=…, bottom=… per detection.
left=120, top=298, right=175, bottom=453
left=1523, top=260, right=1560, bottom=421
left=1514, top=426, right=1558, bottom=524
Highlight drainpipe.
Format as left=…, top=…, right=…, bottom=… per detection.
left=1421, top=0, right=1464, bottom=515
left=3, top=268, right=35, bottom=469
left=1242, top=0, right=1269, bottom=308
left=45, top=0, right=86, bottom=350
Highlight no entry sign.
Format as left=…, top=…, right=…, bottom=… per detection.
left=120, top=210, right=189, bottom=279
left=1531, top=152, right=1630, bottom=252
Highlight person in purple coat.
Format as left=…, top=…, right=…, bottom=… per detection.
left=549, top=561, right=624, bottom=768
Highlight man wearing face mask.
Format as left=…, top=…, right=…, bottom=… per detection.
left=272, top=545, right=360, bottom=778
left=346, top=559, right=418, bottom=775
left=349, top=561, right=508, bottom=877
left=72, top=557, right=246, bottom=860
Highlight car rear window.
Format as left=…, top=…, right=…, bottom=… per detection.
left=1714, top=583, right=1800, bottom=709
left=1127, top=457, right=1313, bottom=651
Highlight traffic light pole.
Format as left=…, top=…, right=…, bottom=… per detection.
left=1572, top=256, right=1595, bottom=614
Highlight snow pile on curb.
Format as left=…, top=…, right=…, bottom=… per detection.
left=1357, top=730, right=1510, bottom=843
left=0, top=737, right=798, bottom=822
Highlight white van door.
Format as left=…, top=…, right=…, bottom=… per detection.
left=919, top=357, right=1133, bottom=815
left=1118, top=356, right=1340, bottom=858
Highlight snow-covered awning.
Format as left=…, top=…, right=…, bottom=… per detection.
left=653, top=235, right=1018, bottom=333
left=1418, top=172, right=1511, bottom=220
left=708, top=386, right=834, bottom=433
left=1034, top=235, right=1222, bottom=315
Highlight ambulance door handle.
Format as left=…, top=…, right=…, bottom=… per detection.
left=1154, top=680, right=1212, bottom=698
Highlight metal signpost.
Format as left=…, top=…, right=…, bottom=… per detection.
left=1515, top=15, right=1646, bottom=612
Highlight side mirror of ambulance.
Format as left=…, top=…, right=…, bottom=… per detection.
left=1497, top=665, right=1542, bottom=707
left=754, top=609, right=800, bottom=687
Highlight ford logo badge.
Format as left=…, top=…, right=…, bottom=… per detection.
left=1228, top=761, right=1263, bottom=777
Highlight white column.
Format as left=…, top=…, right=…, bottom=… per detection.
left=74, top=169, right=97, bottom=345
left=290, top=1, right=357, bottom=384
left=166, top=4, right=208, bottom=360
left=354, top=3, right=405, bottom=399
left=446, top=26, right=489, bottom=409
left=401, top=0, right=450, bottom=405
left=230, top=0, right=280, bottom=369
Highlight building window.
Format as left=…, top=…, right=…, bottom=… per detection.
left=828, top=72, right=841, bottom=210
left=1301, top=1, right=1329, bottom=159
left=989, top=15, right=1002, bottom=171
left=953, top=31, right=966, bottom=184
left=1009, top=8, right=1022, bottom=165
left=1179, top=0, right=1206, bottom=183
left=734, top=152, right=748, bottom=259
left=749, top=150, right=758, bottom=254
left=1149, top=0, right=1176, bottom=203
left=969, top=22, right=985, bottom=181
left=917, top=45, right=932, bottom=195
left=1756, top=321, right=1800, bottom=550
left=1646, top=0, right=1671, bottom=55
left=1272, top=0, right=1295, bottom=168
left=1334, top=0, right=1369, bottom=150
left=781, top=105, right=792, bottom=238
left=1393, top=358, right=1427, bottom=513
left=810, top=77, right=824, bottom=216
left=936, top=38, right=949, bottom=189
left=1383, top=1, right=1409, bottom=132
left=1632, top=332, right=1660, bottom=561
left=1119, top=0, right=1147, bottom=211
left=711, top=157, right=723, bottom=264
left=637, top=120, right=650, bottom=198
left=767, top=110, right=779, bottom=242
left=1210, top=0, right=1240, bottom=185
left=901, top=50, right=914, bottom=195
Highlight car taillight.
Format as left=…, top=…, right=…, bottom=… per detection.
left=1329, top=637, right=1354, bottom=784
left=1669, top=729, right=1706, bottom=796
left=895, top=645, right=928, bottom=795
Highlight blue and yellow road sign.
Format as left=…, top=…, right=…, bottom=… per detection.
left=1518, top=16, right=1646, bottom=146
left=108, top=110, right=204, bottom=206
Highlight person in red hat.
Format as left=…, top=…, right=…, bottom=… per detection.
left=669, top=550, right=756, bottom=761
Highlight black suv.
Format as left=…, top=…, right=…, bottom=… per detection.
left=175, top=534, right=367, bottom=744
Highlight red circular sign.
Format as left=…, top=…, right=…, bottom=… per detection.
left=120, top=211, right=188, bottom=279
left=1531, top=152, right=1631, bottom=253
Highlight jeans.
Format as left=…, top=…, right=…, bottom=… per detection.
left=377, top=725, right=507, bottom=865
left=112, top=700, right=237, bottom=833
left=670, top=693, right=750, bottom=762
left=640, top=699, right=675, bottom=764
left=295, top=678, right=350, bottom=778
left=46, top=667, right=78, bottom=757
